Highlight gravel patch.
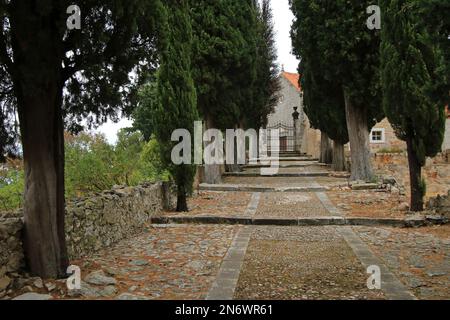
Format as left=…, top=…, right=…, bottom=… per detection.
left=256, top=193, right=330, bottom=218
left=234, top=226, right=385, bottom=300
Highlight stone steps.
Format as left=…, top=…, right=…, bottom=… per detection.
left=248, top=157, right=319, bottom=162
left=199, top=183, right=328, bottom=193
left=151, top=215, right=448, bottom=228
left=243, top=162, right=326, bottom=169
left=222, top=172, right=332, bottom=178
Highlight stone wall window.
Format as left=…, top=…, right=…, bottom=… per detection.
left=370, top=128, right=385, bottom=143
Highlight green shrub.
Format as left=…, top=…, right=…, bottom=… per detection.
left=0, top=167, right=24, bottom=211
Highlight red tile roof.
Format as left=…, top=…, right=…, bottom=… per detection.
left=282, top=71, right=301, bottom=92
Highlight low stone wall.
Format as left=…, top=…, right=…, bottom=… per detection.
left=0, top=218, right=23, bottom=290
left=427, top=190, right=450, bottom=217
left=0, top=182, right=174, bottom=282
left=372, top=152, right=450, bottom=198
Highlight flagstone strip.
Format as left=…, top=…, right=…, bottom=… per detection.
left=244, top=193, right=261, bottom=217
left=206, top=227, right=252, bottom=300
left=338, top=226, right=416, bottom=300
left=315, top=192, right=416, bottom=300
left=316, top=192, right=344, bottom=217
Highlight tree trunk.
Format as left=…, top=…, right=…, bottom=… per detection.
left=226, top=124, right=241, bottom=173
left=11, top=2, right=68, bottom=278
left=203, top=114, right=222, bottom=184
left=406, top=138, right=424, bottom=212
left=320, top=132, right=332, bottom=164
left=344, top=90, right=374, bottom=181
left=176, top=184, right=188, bottom=212
left=332, top=140, right=346, bottom=172
left=17, top=80, right=68, bottom=279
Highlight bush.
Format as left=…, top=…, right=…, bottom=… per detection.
left=0, top=130, right=171, bottom=211
left=0, top=165, right=24, bottom=211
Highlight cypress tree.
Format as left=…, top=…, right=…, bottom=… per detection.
left=190, top=0, right=259, bottom=182
left=290, top=0, right=384, bottom=181
left=0, top=0, right=162, bottom=278
left=154, top=0, right=199, bottom=212
left=248, top=0, right=281, bottom=129
left=380, top=0, right=449, bottom=211
left=300, top=62, right=348, bottom=171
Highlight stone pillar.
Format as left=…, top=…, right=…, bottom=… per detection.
left=292, top=107, right=301, bottom=153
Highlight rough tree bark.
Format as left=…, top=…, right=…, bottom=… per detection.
left=343, top=90, right=374, bottom=181
left=226, top=124, right=242, bottom=173
left=406, top=138, right=424, bottom=212
left=176, top=183, right=188, bottom=212
left=319, top=132, right=332, bottom=164
left=203, top=114, right=222, bottom=184
left=331, top=140, right=346, bottom=172
left=10, top=2, right=69, bottom=278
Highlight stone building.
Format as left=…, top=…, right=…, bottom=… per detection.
left=370, top=107, right=450, bottom=153
left=267, top=72, right=450, bottom=157
left=266, top=71, right=320, bottom=158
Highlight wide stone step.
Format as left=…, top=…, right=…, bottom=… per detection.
left=222, top=172, right=331, bottom=178
left=199, top=183, right=327, bottom=192
left=243, top=162, right=325, bottom=169
left=151, top=215, right=448, bottom=227
left=248, top=157, right=319, bottom=162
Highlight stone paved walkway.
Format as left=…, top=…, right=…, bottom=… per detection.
left=256, top=192, right=330, bottom=218
left=4, top=159, right=449, bottom=300
left=354, top=225, right=450, bottom=300
left=234, top=226, right=385, bottom=300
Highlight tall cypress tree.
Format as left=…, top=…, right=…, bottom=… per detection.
left=154, top=0, right=199, bottom=212
left=249, top=0, right=281, bottom=129
left=190, top=0, right=259, bottom=182
left=290, top=0, right=384, bottom=181
left=380, top=0, right=449, bottom=211
left=300, top=61, right=348, bottom=171
left=191, top=0, right=256, bottom=131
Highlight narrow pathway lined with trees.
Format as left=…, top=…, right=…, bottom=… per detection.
left=8, top=156, right=449, bottom=300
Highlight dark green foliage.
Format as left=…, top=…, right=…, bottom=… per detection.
left=380, top=0, right=449, bottom=210
left=0, top=0, right=163, bottom=141
left=154, top=0, right=199, bottom=212
left=290, top=0, right=383, bottom=128
left=290, top=0, right=384, bottom=181
left=249, top=0, right=281, bottom=129
left=131, top=80, right=159, bottom=141
left=191, top=0, right=257, bottom=130
left=299, top=61, right=348, bottom=145
left=292, top=0, right=348, bottom=145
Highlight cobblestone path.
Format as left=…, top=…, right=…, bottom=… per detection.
left=6, top=159, right=449, bottom=300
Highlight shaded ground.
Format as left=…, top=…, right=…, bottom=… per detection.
left=234, top=226, right=385, bottom=300
left=354, top=225, right=450, bottom=300
left=162, top=191, right=252, bottom=217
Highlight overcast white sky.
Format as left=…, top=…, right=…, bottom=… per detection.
left=98, top=0, right=299, bottom=144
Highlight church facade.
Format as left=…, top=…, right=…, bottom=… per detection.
left=266, top=71, right=320, bottom=158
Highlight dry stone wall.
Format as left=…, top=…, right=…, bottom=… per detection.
left=0, top=182, right=174, bottom=284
